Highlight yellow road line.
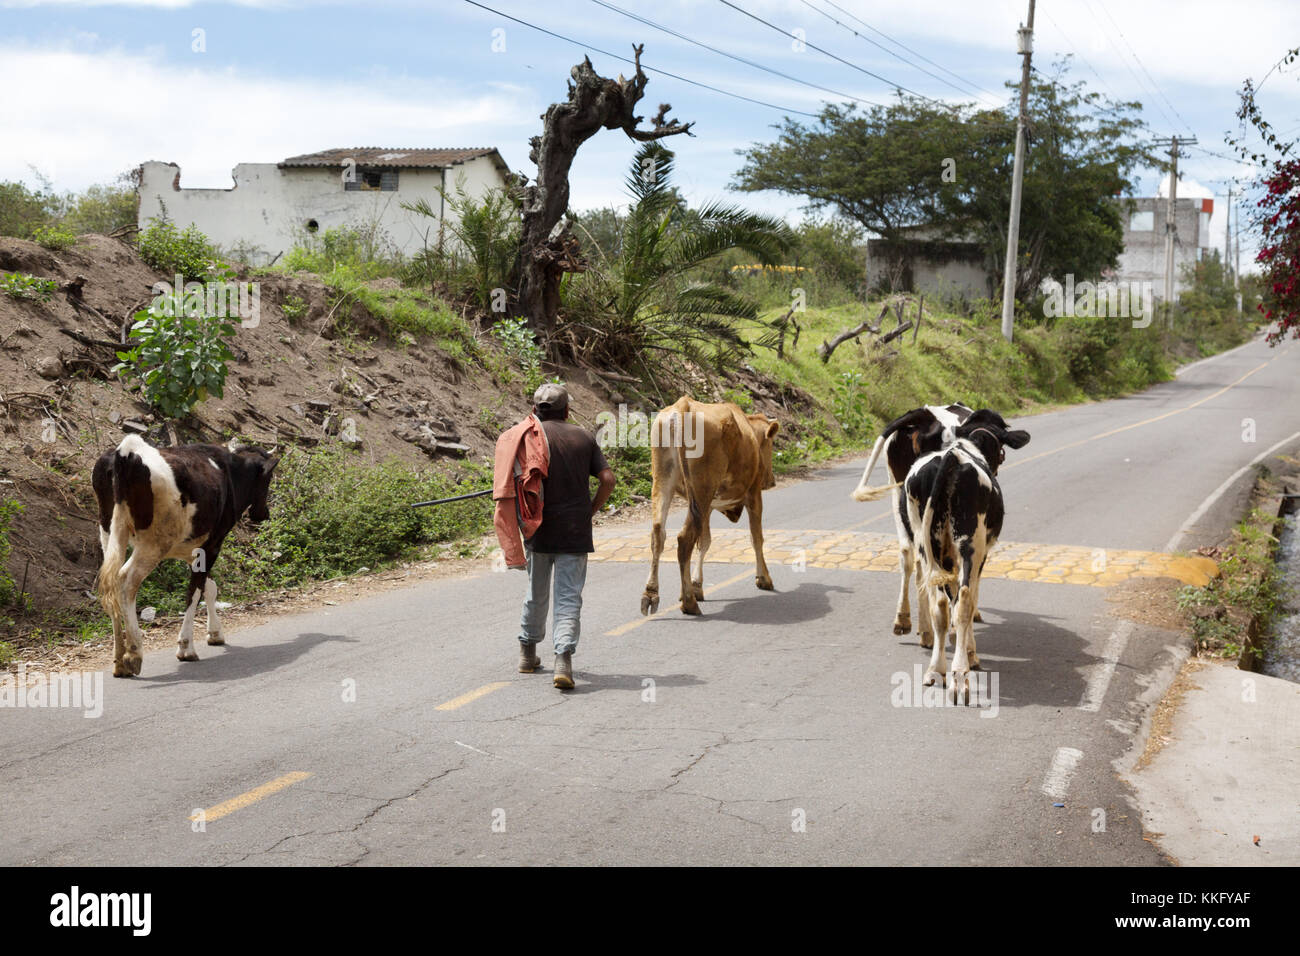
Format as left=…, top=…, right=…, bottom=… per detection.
left=607, top=567, right=756, bottom=637
left=591, top=529, right=1218, bottom=588
left=435, top=681, right=511, bottom=711
left=189, top=771, right=312, bottom=823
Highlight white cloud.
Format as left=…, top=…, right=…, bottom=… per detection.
left=0, top=43, right=533, bottom=191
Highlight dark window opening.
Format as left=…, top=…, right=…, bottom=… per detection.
left=305, top=219, right=319, bottom=233
left=344, top=167, right=399, bottom=192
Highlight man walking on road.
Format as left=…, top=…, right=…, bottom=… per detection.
left=513, top=384, right=615, bottom=689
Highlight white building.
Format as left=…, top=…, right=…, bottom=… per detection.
left=1112, top=195, right=1214, bottom=298
left=137, top=147, right=513, bottom=264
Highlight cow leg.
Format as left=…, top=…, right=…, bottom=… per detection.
left=677, top=509, right=702, bottom=616
left=641, top=475, right=675, bottom=616
left=117, top=549, right=161, bottom=677
left=692, top=516, right=711, bottom=601
left=950, top=584, right=978, bottom=706
left=204, top=577, right=224, bottom=645
left=747, top=493, right=774, bottom=591
left=891, top=488, right=912, bottom=634
left=948, top=549, right=979, bottom=705
left=923, top=587, right=950, bottom=687
left=177, top=567, right=206, bottom=662
left=914, top=560, right=934, bottom=649
left=894, top=544, right=912, bottom=635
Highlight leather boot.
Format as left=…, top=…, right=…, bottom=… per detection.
left=553, top=650, right=574, bottom=689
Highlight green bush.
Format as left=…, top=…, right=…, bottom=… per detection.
left=216, top=446, right=494, bottom=592
left=0, top=497, right=24, bottom=607
left=282, top=225, right=398, bottom=280
left=33, top=223, right=77, bottom=251
left=136, top=218, right=223, bottom=282
left=113, top=293, right=236, bottom=419
left=403, top=177, right=519, bottom=311
left=491, top=316, right=545, bottom=392
left=281, top=294, right=308, bottom=323
left=0, top=272, right=57, bottom=302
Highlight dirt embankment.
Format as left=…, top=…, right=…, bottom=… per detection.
left=0, top=234, right=811, bottom=620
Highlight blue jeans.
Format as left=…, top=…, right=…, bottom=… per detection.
left=518, top=551, right=588, bottom=656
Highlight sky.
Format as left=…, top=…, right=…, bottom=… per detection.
left=3, top=0, right=1298, bottom=266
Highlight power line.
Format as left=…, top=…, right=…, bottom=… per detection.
left=1094, top=0, right=1196, bottom=137
left=815, top=0, right=1004, bottom=104
left=461, top=0, right=819, bottom=117
left=1184, top=143, right=1251, bottom=164
left=1039, top=7, right=1120, bottom=102
left=589, top=0, right=885, bottom=110
left=715, top=0, right=958, bottom=111
left=1077, top=0, right=1180, bottom=132
left=794, top=0, right=1001, bottom=107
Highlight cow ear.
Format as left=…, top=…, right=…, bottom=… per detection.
left=263, top=455, right=280, bottom=474
left=765, top=420, right=780, bottom=440
left=1002, top=429, right=1031, bottom=449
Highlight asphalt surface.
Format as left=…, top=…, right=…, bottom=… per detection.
left=3, top=332, right=1298, bottom=866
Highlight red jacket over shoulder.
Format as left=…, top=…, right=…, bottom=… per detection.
left=493, top=415, right=550, bottom=569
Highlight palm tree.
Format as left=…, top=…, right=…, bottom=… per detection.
left=564, top=142, right=793, bottom=369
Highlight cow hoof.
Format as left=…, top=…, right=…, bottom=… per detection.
left=112, top=660, right=135, bottom=678
left=640, top=594, right=659, bottom=616
left=207, top=633, right=225, bottom=646
left=920, top=632, right=934, bottom=649
left=893, top=616, right=911, bottom=635
left=755, top=575, right=774, bottom=591
left=923, top=668, right=943, bottom=687
left=117, top=653, right=142, bottom=677
left=681, top=601, right=702, bottom=616
left=968, top=654, right=981, bottom=670
left=177, top=648, right=199, bottom=662
left=948, top=671, right=971, bottom=706
left=691, top=584, right=705, bottom=601
left=973, top=610, right=984, bottom=623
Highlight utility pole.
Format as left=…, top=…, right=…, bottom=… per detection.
left=1234, top=198, right=1242, bottom=312
left=1224, top=186, right=1232, bottom=281
left=1000, top=0, right=1035, bottom=343
left=1153, top=135, right=1195, bottom=310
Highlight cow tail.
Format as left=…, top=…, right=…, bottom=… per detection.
left=921, top=453, right=960, bottom=590
left=851, top=432, right=900, bottom=502
left=674, top=410, right=702, bottom=526
left=96, top=447, right=133, bottom=625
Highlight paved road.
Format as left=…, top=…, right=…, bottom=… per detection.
left=3, top=333, right=1298, bottom=866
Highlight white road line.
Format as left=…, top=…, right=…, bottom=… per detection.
left=1163, top=430, right=1300, bottom=553
left=1078, top=620, right=1135, bottom=713
left=1041, top=747, right=1085, bottom=801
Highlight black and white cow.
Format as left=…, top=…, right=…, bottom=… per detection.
left=851, top=403, right=973, bottom=646
left=93, top=435, right=278, bottom=677
left=904, top=409, right=1030, bottom=703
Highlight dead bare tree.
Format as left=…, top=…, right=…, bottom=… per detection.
left=517, top=45, right=693, bottom=349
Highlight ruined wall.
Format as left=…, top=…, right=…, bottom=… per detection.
left=137, top=156, right=507, bottom=264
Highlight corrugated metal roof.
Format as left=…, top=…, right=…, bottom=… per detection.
left=279, top=147, right=501, bottom=169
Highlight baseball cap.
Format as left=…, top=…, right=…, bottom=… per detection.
left=533, top=383, right=569, bottom=413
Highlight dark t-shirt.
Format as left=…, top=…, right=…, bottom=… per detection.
left=525, top=419, right=609, bottom=554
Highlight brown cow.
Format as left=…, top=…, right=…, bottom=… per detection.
left=640, top=397, right=780, bottom=616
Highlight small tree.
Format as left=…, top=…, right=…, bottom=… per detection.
left=517, top=44, right=694, bottom=347
left=114, top=294, right=237, bottom=420
left=565, top=142, right=793, bottom=368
